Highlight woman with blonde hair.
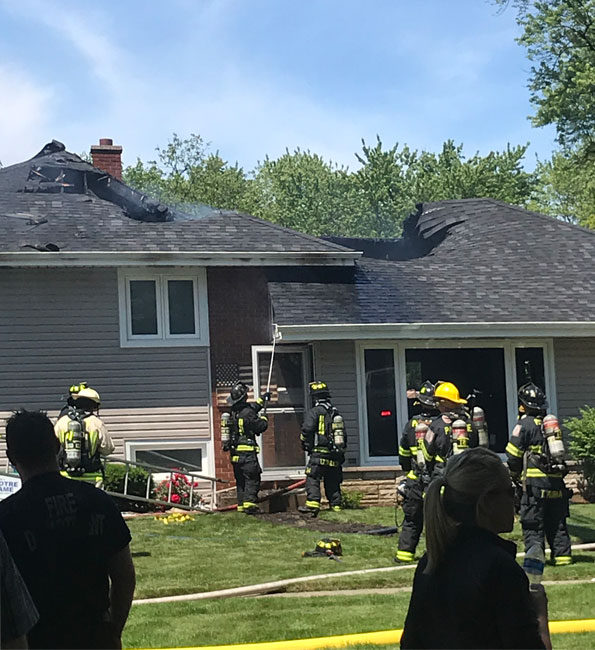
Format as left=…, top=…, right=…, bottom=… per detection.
left=401, top=447, right=550, bottom=649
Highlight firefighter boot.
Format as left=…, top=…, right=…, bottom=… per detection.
left=298, top=505, right=319, bottom=518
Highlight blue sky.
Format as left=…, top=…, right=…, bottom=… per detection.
left=0, top=0, right=557, bottom=171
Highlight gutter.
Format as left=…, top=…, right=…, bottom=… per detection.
left=279, top=321, right=595, bottom=341
left=0, top=250, right=360, bottom=268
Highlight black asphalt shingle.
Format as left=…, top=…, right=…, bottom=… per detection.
left=0, top=142, right=352, bottom=256
left=269, top=199, right=595, bottom=324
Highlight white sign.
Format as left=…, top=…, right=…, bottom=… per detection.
left=0, top=475, right=21, bottom=500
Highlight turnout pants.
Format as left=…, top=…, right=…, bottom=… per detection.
left=520, top=485, right=572, bottom=564
left=232, top=452, right=261, bottom=511
left=305, top=459, right=343, bottom=510
left=396, top=479, right=424, bottom=562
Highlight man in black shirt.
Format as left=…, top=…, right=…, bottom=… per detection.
left=0, top=410, right=136, bottom=649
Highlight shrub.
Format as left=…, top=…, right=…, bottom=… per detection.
left=104, top=463, right=151, bottom=497
left=341, top=490, right=365, bottom=509
left=564, top=406, right=595, bottom=502
left=103, top=462, right=153, bottom=512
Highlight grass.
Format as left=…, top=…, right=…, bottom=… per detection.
left=129, top=504, right=595, bottom=598
left=124, top=504, right=595, bottom=648
left=123, top=583, right=595, bottom=648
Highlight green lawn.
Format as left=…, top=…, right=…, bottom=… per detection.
left=129, top=504, right=595, bottom=598
left=124, top=504, right=595, bottom=648
left=123, top=583, right=595, bottom=648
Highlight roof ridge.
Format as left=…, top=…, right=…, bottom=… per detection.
left=484, top=198, right=595, bottom=237
left=222, top=210, right=357, bottom=253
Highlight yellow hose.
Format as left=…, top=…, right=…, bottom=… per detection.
left=149, top=618, right=595, bottom=650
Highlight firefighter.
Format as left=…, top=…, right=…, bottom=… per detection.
left=222, top=382, right=269, bottom=514
left=506, top=383, right=572, bottom=565
left=423, top=381, right=479, bottom=479
left=54, top=387, right=114, bottom=485
left=395, top=381, right=438, bottom=563
left=298, top=381, right=346, bottom=517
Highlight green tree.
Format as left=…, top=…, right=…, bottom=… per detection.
left=495, top=0, right=595, bottom=152
left=123, top=133, right=249, bottom=210
left=244, top=149, right=361, bottom=236
left=530, top=148, right=595, bottom=225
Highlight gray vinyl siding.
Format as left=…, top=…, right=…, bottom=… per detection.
left=554, top=337, right=595, bottom=422
left=0, top=267, right=211, bottom=461
left=314, top=340, right=360, bottom=465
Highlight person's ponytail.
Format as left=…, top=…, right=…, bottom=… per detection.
left=423, top=475, right=458, bottom=574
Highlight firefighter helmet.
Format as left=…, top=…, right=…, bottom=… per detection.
left=434, top=381, right=467, bottom=405
left=309, top=381, right=330, bottom=399
left=228, top=382, right=249, bottom=405
left=417, top=380, right=436, bottom=407
left=518, top=383, right=547, bottom=411
left=73, top=387, right=100, bottom=405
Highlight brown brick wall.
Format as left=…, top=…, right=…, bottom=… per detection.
left=208, top=268, right=272, bottom=484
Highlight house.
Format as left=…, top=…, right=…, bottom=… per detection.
left=0, top=139, right=356, bottom=487
left=1, top=140, right=593, bottom=503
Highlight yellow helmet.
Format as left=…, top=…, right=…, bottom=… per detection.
left=434, top=381, right=467, bottom=405
left=73, top=387, right=101, bottom=405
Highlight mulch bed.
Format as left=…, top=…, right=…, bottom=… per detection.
left=256, top=511, right=392, bottom=534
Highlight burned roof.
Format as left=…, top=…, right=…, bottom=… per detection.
left=269, top=199, right=595, bottom=325
left=0, top=141, right=355, bottom=260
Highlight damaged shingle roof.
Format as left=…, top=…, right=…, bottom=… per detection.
left=0, top=141, right=354, bottom=257
left=268, top=199, right=595, bottom=324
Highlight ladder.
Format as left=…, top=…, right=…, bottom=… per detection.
left=0, top=457, right=228, bottom=512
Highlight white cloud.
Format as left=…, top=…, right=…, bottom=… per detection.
left=0, top=64, right=54, bottom=165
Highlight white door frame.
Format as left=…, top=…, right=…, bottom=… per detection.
left=357, top=338, right=556, bottom=466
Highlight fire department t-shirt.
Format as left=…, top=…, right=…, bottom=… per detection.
left=0, top=472, right=131, bottom=626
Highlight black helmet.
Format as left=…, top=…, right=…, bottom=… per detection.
left=518, top=382, right=547, bottom=411
left=309, top=381, right=330, bottom=400
left=228, top=382, right=249, bottom=406
left=417, top=380, right=436, bottom=407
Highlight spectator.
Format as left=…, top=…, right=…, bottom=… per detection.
left=0, top=410, right=135, bottom=649
left=1, top=529, right=38, bottom=649
left=401, top=447, right=550, bottom=649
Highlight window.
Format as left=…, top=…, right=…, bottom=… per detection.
left=364, top=349, right=398, bottom=457
left=125, top=440, right=211, bottom=478
left=118, top=269, right=208, bottom=347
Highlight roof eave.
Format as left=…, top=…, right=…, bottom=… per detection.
left=278, top=321, right=595, bottom=341
left=0, top=250, right=361, bottom=267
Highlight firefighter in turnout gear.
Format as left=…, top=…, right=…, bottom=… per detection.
left=299, top=382, right=346, bottom=517
left=395, top=381, right=438, bottom=563
left=422, top=381, right=480, bottom=479
left=54, top=387, right=114, bottom=485
left=223, top=382, right=269, bottom=514
left=506, top=383, right=572, bottom=565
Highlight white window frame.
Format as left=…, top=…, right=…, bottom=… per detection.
left=356, top=338, right=556, bottom=466
left=125, top=438, right=214, bottom=478
left=251, top=345, right=309, bottom=479
left=118, top=268, right=209, bottom=347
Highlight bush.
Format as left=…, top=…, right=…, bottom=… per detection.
left=104, top=463, right=151, bottom=497
left=341, top=490, right=365, bottom=509
left=564, top=406, right=595, bottom=501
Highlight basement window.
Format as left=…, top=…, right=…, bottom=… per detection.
left=118, top=269, right=209, bottom=347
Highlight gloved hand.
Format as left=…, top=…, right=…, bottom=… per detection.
left=301, top=441, right=312, bottom=453
left=222, top=443, right=230, bottom=452
left=262, top=391, right=272, bottom=402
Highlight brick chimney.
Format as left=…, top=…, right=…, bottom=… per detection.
left=90, top=138, right=123, bottom=179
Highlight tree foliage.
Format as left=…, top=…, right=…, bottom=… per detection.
left=530, top=148, right=595, bottom=225
left=495, top=0, right=595, bottom=153
left=123, top=133, right=536, bottom=238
